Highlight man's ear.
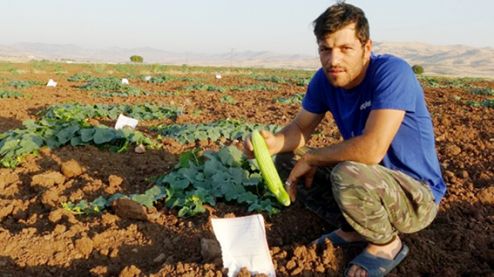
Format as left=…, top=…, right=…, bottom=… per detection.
left=364, top=39, right=372, bottom=58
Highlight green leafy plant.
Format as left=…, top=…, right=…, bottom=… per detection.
left=152, top=119, right=281, bottom=144
left=92, top=90, right=141, bottom=98
left=482, top=99, right=494, bottom=108
left=158, top=146, right=280, bottom=216
left=182, top=84, right=227, bottom=93
left=251, top=75, right=287, bottom=84
left=8, top=80, right=43, bottom=89
left=148, top=75, right=171, bottom=83
left=467, top=99, right=494, bottom=108
left=63, top=146, right=282, bottom=217
left=292, top=77, right=311, bottom=87
left=220, top=95, right=237, bottom=104
left=0, top=90, right=23, bottom=99
left=67, top=72, right=94, bottom=82
left=0, top=119, right=156, bottom=168
left=469, top=87, right=494, bottom=96
left=230, top=84, right=278, bottom=92
left=250, top=74, right=310, bottom=87
left=274, top=93, right=304, bottom=104
left=42, top=103, right=182, bottom=121
left=62, top=186, right=165, bottom=215
left=418, top=76, right=477, bottom=89
left=80, top=77, right=127, bottom=91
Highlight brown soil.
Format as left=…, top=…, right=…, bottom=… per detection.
left=0, top=63, right=493, bottom=276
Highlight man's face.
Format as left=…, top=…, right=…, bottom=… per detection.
left=318, top=23, right=372, bottom=89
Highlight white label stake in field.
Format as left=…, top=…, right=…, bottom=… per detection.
left=46, top=79, right=57, bottom=87
left=114, top=114, right=138, bottom=130
left=211, top=214, right=275, bottom=277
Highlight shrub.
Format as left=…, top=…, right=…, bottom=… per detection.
left=412, top=65, right=424, bottom=75
left=129, top=55, right=144, bottom=63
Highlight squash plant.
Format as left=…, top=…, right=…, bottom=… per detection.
left=63, top=146, right=284, bottom=217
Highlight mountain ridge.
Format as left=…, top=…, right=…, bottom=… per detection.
left=0, top=42, right=493, bottom=78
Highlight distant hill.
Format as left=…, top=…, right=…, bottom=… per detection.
left=0, top=42, right=493, bottom=78
left=372, top=42, right=494, bottom=78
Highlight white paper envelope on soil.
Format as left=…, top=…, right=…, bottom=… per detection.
left=115, top=114, right=138, bottom=130
left=144, top=75, right=152, bottom=81
left=211, top=214, right=275, bottom=277
left=46, top=79, right=57, bottom=87
left=121, top=78, right=129, bottom=85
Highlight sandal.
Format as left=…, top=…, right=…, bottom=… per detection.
left=344, top=244, right=409, bottom=277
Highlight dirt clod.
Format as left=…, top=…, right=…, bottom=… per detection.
left=61, top=159, right=83, bottom=178
left=48, top=208, right=65, bottom=223
left=112, top=198, right=148, bottom=221
left=445, top=144, right=462, bottom=156
left=75, top=237, right=94, bottom=256
left=119, top=265, right=143, bottom=277
left=0, top=203, right=14, bottom=220
left=31, top=171, right=65, bottom=188
left=41, top=189, right=60, bottom=208
left=0, top=171, right=19, bottom=188
left=478, top=187, right=494, bottom=205
left=108, top=175, right=124, bottom=187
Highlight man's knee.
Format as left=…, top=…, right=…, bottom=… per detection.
left=330, top=161, right=374, bottom=204
left=330, top=161, right=368, bottom=187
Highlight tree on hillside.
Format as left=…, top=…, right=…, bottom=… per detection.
left=130, top=55, right=144, bottom=63
left=412, top=64, right=424, bottom=75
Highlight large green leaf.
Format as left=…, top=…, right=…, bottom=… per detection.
left=80, top=128, right=95, bottom=142
left=56, top=124, right=80, bottom=144
left=0, top=139, right=19, bottom=156
left=218, top=146, right=243, bottom=167
left=18, top=135, right=43, bottom=154
left=178, top=150, right=199, bottom=168
left=70, top=136, right=84, bottom=146
left=93, top=128, right=115, bottom=144
left=130, top=194, right=155, bottom=208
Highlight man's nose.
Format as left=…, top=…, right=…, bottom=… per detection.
left=325, top=50, right=342, bottom=66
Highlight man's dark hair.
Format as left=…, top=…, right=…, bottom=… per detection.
left=313, top=1, right=370, bottom=45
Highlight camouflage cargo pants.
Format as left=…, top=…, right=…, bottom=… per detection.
left=331, top=161, right=438, bottom=244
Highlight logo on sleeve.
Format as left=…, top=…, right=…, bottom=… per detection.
left=360, top=100, right=371, bottom=111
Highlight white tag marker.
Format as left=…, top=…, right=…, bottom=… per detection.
left=47, top=79, right=57, bottom=87
left=114, top=114, right=138, bottom=130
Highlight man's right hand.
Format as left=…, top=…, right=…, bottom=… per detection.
left=243, top=130, right=278, bottom=159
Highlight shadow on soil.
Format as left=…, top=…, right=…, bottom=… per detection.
left=0, top=115, right=22, bottom=133
left=1, top=146, right=177, bottom=235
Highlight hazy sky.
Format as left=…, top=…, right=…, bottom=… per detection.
left=0, top=0, right=492, bottom=55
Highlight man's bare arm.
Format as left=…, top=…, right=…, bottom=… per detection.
left=271, top=108, right=325, bottom=154
left=303, top=109, right=406, bottom=166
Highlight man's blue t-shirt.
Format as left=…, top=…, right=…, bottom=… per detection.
left=302, top=53, right=446, bottom=204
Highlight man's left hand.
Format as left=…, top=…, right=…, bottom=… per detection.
left=285, top=156, right=316, bottom=201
